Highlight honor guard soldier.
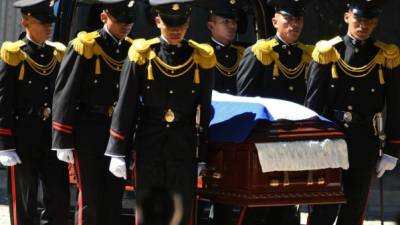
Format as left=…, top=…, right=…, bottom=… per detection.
left=237, top=0, right=313, bottom=105
left=205, top=0, right=245, bottom=224
left=305, top=1, right=400, bottom=225
left=51, top=1, right=135, bottom=224
left=0, top=0, right=70, bottom=224
left=236, top=0, right=312, bottom=224
left=104, top=1, right=216, bottom=225
left=207, top=0, right=245, bottom=95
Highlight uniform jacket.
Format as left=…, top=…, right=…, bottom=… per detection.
left=105, top=37, right=215, bottom=161
left=237, top=35, right=314, bottom=104
left=51, top=28, right=131, bottom=150
left=210, top=38, right=245, bottom=95
left=0, top=37, right=65, bottom=151
left=305, top=35, right=400, bottom=167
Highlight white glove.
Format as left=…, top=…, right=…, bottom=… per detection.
left=0, top=151, right=21, bottom=166
left=376, top=154, right=398, bottom=178
left=109, top=157, right=127, bottom=180
left=56, top=149, right=74, bottom=164
left=197, top=162, right=207, bottom=177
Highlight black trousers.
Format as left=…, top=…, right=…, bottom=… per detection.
left=8, top=118, right=69, bottom=225
left=74, top=116, right=125, bottom=225
left=307, top=166, right=375, bottom=225
left=135, top=124, right=197, bottom=225
left=210, top=203, right=233, bottom=225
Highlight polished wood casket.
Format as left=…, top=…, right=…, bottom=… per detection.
left=198, top=119, right=347, bottom=207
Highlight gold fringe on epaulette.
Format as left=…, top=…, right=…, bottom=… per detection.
left=0, top=40, right=26, bottom=66
left=189, top=40, right=216, bottom=69
left=194, top=64, right=200, bottom=84
left=46, top=41, right=66, bottom=62
left=95, top=56, right=101, bottom=75
left=312, top=41, right=340, bottom=65
left=374, top=40, right=400, bottom=69
left=378, top=65, right=385, bottom=85
left=72, top=31, right=100, bottom=59
left=147, top=62, right=154, bottom=80
left=331, top=63, right=338, bottom=79
left=18, top=63, right=25, bottom=80
left=251, top=39, right=279, bottom=65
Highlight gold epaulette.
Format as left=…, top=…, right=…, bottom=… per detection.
left=71, top=31, right=100, bottom=59
left=298, top=42, right=315, bottom=63
left=189, top=39, right=216, bottom=69
left=312, top=36, right=342, bottom=64
left=251, top=39, right=279, bottom=65
left=0, top=40, right=26, bottom=66
left=374, top=40, right=400, bottom=69
left=45, top=40, right=67, bottom=62
left=128, top=37, right=159, bottom=65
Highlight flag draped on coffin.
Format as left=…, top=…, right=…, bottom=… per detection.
left=209, top=91, right=335, bottom=143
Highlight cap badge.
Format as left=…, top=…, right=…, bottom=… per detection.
left=172, top=3, right=180, bottom=11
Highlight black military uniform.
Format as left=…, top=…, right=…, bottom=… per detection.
left=206, top=1, right=245, bottom=224
left=305, top=1, right=400, bottom=225
left=236, top=1, right=312, bottom=225
left=104, top=1, right=215, bottom=225
left=237, top=0, right=313, bottom=104
left=0, top=1, right=69, bottom=224
left=208, top=0, right=245, bottom=95
left=51, top=1, right=134, bottom=224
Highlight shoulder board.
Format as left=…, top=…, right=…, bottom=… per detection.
left=0, top=40, right=26, bottom=66
left=45, top=41, right=67, bottom=62
left=312, top=36, right=342, bottom=64
left=71, top=31, right=100, bottom=59
left=297, top=42, right=315, bottom=63
left=128, top=38, right=160, bottom=65
left=189, top=39, right=216, bottom=69
left=251, top=39, right=279, bottom=65
left=374, top=40, right=400, bottom=69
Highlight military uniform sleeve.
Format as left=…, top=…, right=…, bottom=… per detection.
left=198, top=67, right=215, bottom=162
left=105, top=58, right=140, bottom=157
left=384, top=66, right=400, bottom=158
left=0, top=61, right=18, bottom=151
left=52, top=45, right=86, bottom=150
left=304, top=61, right=331, bottom=114
left=236, top=46, right=265, bottom=96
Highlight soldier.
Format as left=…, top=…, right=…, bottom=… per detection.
left=236, top=0, right=312, bottom=224
left=0, top=0, right=69, bottom=224
left=51, top=1, right=135, bottom=224
left=206, top=0, right=245, bottom=224
left=305, top=1, right=400, bottom=225
left=104, top=1, right=216, bottom=225
left=207, top=0, right=245, bottom=95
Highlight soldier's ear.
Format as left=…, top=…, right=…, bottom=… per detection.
left=155, top=16, right=162, bottom=28
left=207, top=21, right=214, bottom=31
left=100, top=11, right=108, bottom=24
left=344, top=12, right=350, bottom=24
left=271, top=16, right=278, bottom=29
left=21, top=16, right=29, bottom=28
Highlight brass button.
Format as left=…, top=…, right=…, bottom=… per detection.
left=164, top=109, right=175, bottom=123
left=146, top=85, right=150, bottom=90
left=166, top=124, right=170, bottom=128
left=355, top=48, right=359, bottom=53
left=347, top=105, right=353, bottom=110
left=344, top=123, right=349, bottom=128
left=350, top=86, right=355, bottom=91
left=288, top=86, right=294, bottom=91
left=169, top=90, right=174, bottom=94
left=116, top=49, right=120, bottom=54
left=330, top=84, right=335, bottom=88
left=44, top=86, right=49, bottom=90
left=28, top=80, right=32, bottom=84
left=94, top=79, right=98, bottom=84
left=371, top=88, right=375, bottom=93
left=116, top=84, right=119, bottom=89
left=44, top=102, right=48, bottom=107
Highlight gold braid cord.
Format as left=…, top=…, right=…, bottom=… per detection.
left=312, top=36, right=399, bottom=84
left=215, top=45, right=244, bottom=77
left=72, top=31, right=125, bottom=74
left=0, top=40, right=66, bottom=81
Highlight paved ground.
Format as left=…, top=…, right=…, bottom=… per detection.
left=1, top=167, right=399, bottom=225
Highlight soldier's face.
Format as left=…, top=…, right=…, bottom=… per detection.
left=101, top=12, right=134, bottom=39
left=272, top=13, right=303, bottom=44
left=208, top=15, right=238, bottom=45
left=344, top=12, right=378, bottom=41
left=21, top=16, right=52, bottom=43
left=155, top=16, right=190, bottom=45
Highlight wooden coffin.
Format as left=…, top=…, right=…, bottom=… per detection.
left=198, top=119, right=347, bottom=207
